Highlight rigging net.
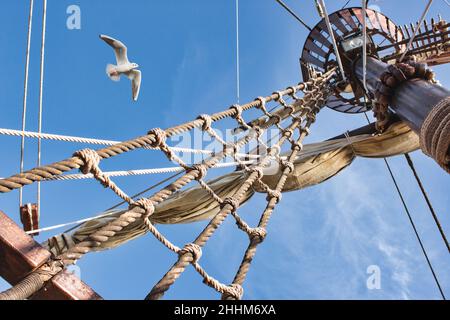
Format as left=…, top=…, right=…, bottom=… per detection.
left=0, top=69, right=336, bottom=300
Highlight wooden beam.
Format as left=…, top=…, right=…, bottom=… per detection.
left=0, top=210, right=50, bottom=284
left=0, top=210, right=102, bottom=300
left=31, top=271, right=102, bottom=300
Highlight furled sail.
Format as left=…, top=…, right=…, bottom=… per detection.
left=43, top=119, right=419, bottom=255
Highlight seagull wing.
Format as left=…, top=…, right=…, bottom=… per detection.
left=99, top=34, right=129, bottom=65
left=127, top=70, right=141, bottom=101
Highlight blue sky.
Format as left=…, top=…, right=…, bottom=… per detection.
left=0, top=0, right=449, bottom=300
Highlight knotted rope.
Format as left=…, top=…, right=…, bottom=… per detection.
left=0, top=69, right=337, bottom=301
left=420, top=96, right=450, bottom=173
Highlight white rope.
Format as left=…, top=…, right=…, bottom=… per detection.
left=37, top=0, right=47, bottom=218
left=19, top=0, right=34, bottom=207
left=0, top=127, right=261, bottom=159
left=45, top=160, right=258, bottom=181
left=399, top=0, right=434, bottom=62
left=26, top=210, right=119, bottom=235
left=24, top=159, right=255, bottom=235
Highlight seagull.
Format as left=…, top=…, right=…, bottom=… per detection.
left=99, top=34, right=141, bottom=101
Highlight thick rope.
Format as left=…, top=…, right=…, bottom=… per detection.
left=0, top=76, right=330, bottom=193
left=225, top=90, right=328, bottom=298
left=145, top=84, right=330, bottom=300
left=374, top=60, right=436, bottom=132
left=0, top=96, right=278, bottom=299
left=0, top=70, right=336, bottom=300
left=0, top=127, right=259, bottom=158
left=419, top=96, right=450, bottom=173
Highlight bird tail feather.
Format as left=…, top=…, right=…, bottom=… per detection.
left=106, top=64, right=120, bottom=82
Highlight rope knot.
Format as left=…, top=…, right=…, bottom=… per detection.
left=283, top=128, right=293, bottom=138
left=73, top=149, right=101, bottom=175
left=273, top=91, right=283, bottom=101
left=179, top=243, right=202, bottom=263
left=148, top=128, right=167, bottom=148
left=221, top=284, right=244, bottom=300
left=249, top=167, right=264, bottom=180
left=248, top=227, right=267, bottom=244
left=281, top=160, right=295, bottom=174
left=130, top=198, right=155, bottom=219
left=251, top=126, right=263, bottom=138
left=255, top=96, right=266, bottom=110
left=268, top=145, right=280, bottom=157
left=299, top=126, right=310, bottom=136
left=230, top=104, right=243, bottom=119
left=221, top=197, right=240, bottom=212
left=287, top=86, right=297, bottom=96
left=190, top=164, right=208, bottom=181
left=223, top=143, right=237, bottom=155
left=267, top=189, right=282, bottom=203
left=285, top=104, right=296, bottom=115
left=197, top=114, right=212, bottom=131
left=291, top=141, right=303, bottom=151
left=271, top=114, right=282, bottom=125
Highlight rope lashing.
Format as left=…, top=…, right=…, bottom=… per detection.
left=248, top=227, right=267, bottom=244
left=130, top=198, right=155, bottom=219
left=374, top=60, right=436, bottom=132
left=197, top=114, right=213, bottom=131
left=249, top=167, right=264, bottom=180
left=420, top=96, right=450, bottom=173
left=179, top=243, right=202, bottom=263
left=73, top=148, right=110, bottom=188
left=221, top=284, right=244, bottom=300
left=189, top=163, right=208, bottom=181
left=230, top=104, right=244, bottom=119
left=74, top=149, right=101, bottom=175
left=273, top=91, right=283, bottom=101
left=149, top=126, right=165, bottom=142
left=299, top=126, right=311, bottom=136
left=291, top=141, right=303, bottom=151
left=255, top=96, right=267, bottom=111
left=221, top=197, right=240, bottom=212
left=281, top=159, right=295, bottom=174
left=266, top=189, right=282, bottom=203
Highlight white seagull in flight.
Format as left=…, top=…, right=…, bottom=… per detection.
left=100, top=34, right=142, bottom=101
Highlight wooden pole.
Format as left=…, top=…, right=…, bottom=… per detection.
left=354, top=56, right=450, bottom=172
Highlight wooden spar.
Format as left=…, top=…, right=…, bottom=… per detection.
left=354, top=56, right=450, bottom=131
left=354, top=56, right=450, bottom=172
left=0, top=210, right=102, bottom=300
